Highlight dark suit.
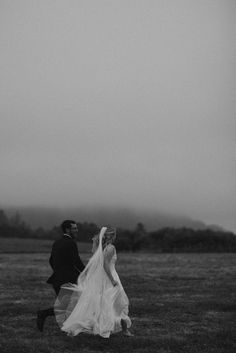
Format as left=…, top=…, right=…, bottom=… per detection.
left=47, top=235, right=85, bottom=295
left=37, top=233, right=85, bottom=331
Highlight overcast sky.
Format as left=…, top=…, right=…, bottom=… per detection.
left=0, top=1, right=235, bottom=231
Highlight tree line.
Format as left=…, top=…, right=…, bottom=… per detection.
left=0, top=209, right=236, bottom=252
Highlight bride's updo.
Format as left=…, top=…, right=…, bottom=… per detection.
left=91, top=227, right=116, bottom=253
left=102, top=227, right=116, bottom=247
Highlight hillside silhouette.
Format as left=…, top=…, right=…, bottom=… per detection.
left=3, top=205, right=224, bottom=231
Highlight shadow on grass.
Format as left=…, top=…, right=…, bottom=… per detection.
left=43, top=331, right=186, bottom=353
left=69, top=333, right=158, bottom=352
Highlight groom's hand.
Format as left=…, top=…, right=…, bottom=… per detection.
left=112, top=280, right=119, bottom=287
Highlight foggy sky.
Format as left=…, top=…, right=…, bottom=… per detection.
left=0, top=1, right=236, bottom=231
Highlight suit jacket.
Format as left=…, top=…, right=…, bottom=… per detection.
left=46, top=235, right=85, bottom=289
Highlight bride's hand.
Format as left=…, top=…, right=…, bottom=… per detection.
left=112, top=280, right=119, bottom=287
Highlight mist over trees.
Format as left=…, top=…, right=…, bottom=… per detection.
left=0, top=209, right=236, bottom=252
left=4, top=206, right=215, bottom=231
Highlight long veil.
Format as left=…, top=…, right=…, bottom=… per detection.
left=54, top=227, right=107, bottom=332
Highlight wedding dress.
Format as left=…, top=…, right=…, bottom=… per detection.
left=54, top=227, right=131, bottom=338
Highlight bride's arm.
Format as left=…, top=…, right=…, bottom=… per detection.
left=103, top=245, right=118, bottom=286
left=91, top=234, right=99, bottom=253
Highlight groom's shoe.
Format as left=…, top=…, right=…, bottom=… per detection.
left=36, top=310, right=46, bottom=332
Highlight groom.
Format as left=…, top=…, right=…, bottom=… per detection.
left=36, top=219, right=85, bottom=332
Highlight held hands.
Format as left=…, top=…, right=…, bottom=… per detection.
left=112, top=280, right=119, bottom=287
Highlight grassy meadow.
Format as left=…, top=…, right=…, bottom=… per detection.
left=0, top=238, right=235, bottom=353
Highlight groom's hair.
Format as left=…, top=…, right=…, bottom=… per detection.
left=61, top=220, right=76, bottom=233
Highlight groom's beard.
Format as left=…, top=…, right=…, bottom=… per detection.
left=70, top=231, right=77, bottom=240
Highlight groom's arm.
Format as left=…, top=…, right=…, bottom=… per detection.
left=49, top=255, right=53, bottom=269
left=70, top=241, right=85, bottom=273
left=103, top=245, right=118, bottom=286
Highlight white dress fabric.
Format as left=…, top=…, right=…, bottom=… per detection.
left=54, top=227, right=131, bottom=338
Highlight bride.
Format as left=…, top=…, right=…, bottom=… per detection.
left=54, top=227, right=132, bottom=338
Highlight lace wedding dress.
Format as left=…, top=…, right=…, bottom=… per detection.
left=54, top=227, right=131, bottom=338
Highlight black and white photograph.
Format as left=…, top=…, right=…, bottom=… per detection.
left=0, top=1, right=235, bottom=352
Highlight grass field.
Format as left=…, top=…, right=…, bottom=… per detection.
left=0, top=248, right=235, bottom=352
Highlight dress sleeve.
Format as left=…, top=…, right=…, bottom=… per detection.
left=104, top=244, right=116, bottom=263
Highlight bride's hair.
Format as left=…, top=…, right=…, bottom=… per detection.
left=102, top=227, right=116, bottom=249
left=104, top=226, right=116, bottom=237
left=92, top=227, right=116, bottom=250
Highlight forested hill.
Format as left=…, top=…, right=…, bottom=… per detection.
left=3, top=206, right=223, bottom=231
left=0, top=208, right=236, bottom=252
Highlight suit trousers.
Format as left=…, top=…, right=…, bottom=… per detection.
left=41, top=283, right=60, bottom=318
